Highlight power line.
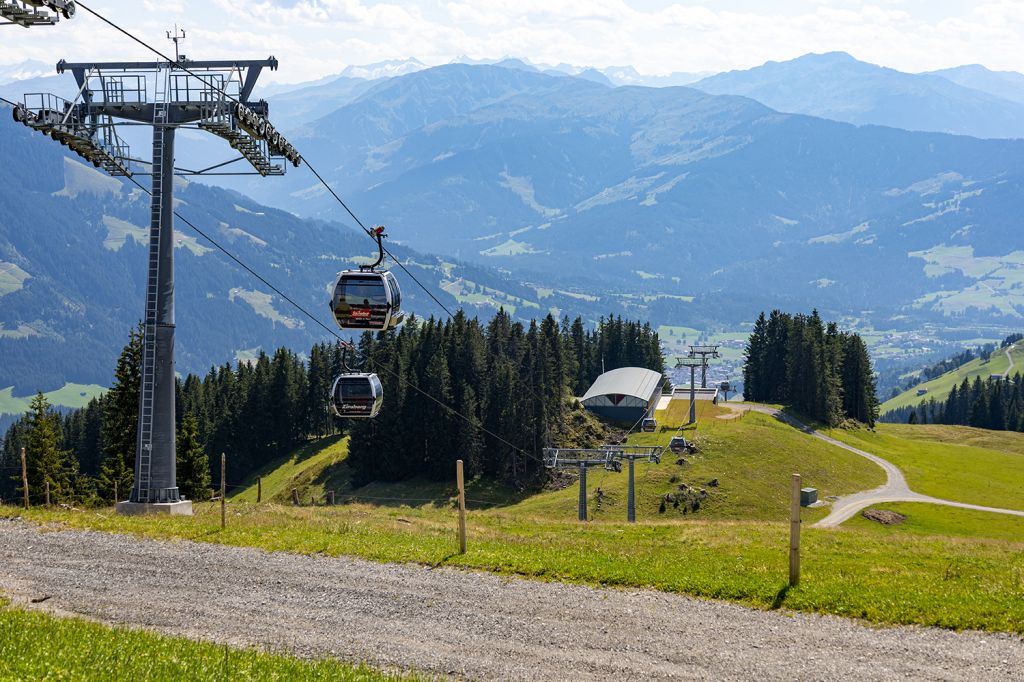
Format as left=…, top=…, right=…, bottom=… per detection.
left=13, top=2, right=542, bottom=467
left=118, top=174, right=542, bottom=466
left=300, top=158, right=457, bottom=319
left=72, top=0, right=455, bottom=321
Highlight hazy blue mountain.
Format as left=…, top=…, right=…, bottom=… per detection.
left=235, top=63, right=1024, bottom=328
left=254, top=75, right=380, bottom=129
left=0, top=104, right=638, bottom=396
left=927, top=64, right=1024, bottom=106
left=602, top=66, right=707, bottom=87
left=0, top=60, right=53, bottom=84
left=338, top=58, right=427, bottom=80
left=692, top=52, right=1024, bottom=139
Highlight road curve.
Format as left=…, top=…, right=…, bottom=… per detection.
left=719, top=403, right=1024, bottom=527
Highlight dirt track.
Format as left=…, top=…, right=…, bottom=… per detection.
left=1, top=519, right=1021, bottom=681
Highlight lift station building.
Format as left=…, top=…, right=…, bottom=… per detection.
left=580, top=367, right=663, bottom=423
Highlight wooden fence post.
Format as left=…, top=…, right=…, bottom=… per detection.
left=220, top=452, right=226, bottom=530
left=20, top=447, right=28, bottom=510
left=328, top=490, right=335, bottom=506
left=292, top=488, right=299, bottom=506
left=45, top=480, right=50, bottom=507
left=790, top=473, right=801, bottom=587
left=256, top=477, right=262, bottom=504
left=114, top=480, right=118, bottom=505
left=456, top=459, right=467, bottom=554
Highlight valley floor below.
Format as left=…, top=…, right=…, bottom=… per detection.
left=0, top=518, right=1020, bottom=681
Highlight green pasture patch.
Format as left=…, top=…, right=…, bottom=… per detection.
left=826, top=423, right=1024, bottom=511
left=0, top=605, right=416, bottom=680
left=845, top=502, right=1024, bottom=543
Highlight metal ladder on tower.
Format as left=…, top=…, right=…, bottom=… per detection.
left=137, top=66, right=168, bottom=503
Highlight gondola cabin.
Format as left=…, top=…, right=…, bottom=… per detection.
left=330, top=373, right=383, bottom=419
left=330, top=270, right=403, bottom=331
left=669, top=436, right=690, bottom=454
left=641, top=418, right=657, bottom=432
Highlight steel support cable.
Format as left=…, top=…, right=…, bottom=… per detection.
left=73, top=0, right=456, bottom=321
left=60, top=2, right=542, bottom=425
left=117, top=173, right=542, bottom=467
left=31, top=2, right=541, bottom=465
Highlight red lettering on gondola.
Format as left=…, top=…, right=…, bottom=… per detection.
left=351, top=308, right=372, bottom=319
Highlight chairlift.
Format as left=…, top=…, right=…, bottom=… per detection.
left=641, top=418, right=657, bottom=432
left=329, top=226, right=404, bottom=332
left=329, top=347, right=383, bottom=419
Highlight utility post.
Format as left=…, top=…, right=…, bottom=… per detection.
left=675, top=357, right=703, bottom=425
left=604, top=446, right=662, bottom=523
left=14, top=36, right=298, bottom=515
left=543, top=448, right=622, bottom=522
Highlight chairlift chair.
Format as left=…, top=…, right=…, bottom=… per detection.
left=329, top=348, right=383, bottom=419
left=330, top=226, right=404, bottom=332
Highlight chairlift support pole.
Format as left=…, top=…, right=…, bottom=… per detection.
left=578, top=463, right=587, bottom=521
left=13, top=44, right=287, bottom=513
left=688, top=345, right=721, bottom=389
left=603, top=446, right=661, bottom=523
left=626, top=458, right=635, bottom=522
left=676, top=357, right=703, bottom=425
left=543, top=448, right=623, bottom=522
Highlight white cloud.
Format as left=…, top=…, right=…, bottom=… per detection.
left=0, top=0, right=1021, bottom=85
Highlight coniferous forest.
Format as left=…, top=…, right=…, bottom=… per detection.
left=742, top=310, right=878, bottom=427
left=0, top=312, right=663, bottom=505
left=881, top=373, right=1024, bottom=430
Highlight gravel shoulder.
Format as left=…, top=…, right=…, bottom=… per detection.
left=1, top=519, right=1022, bottom=681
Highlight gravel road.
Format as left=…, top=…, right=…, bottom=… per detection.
left=1, top=519, right=1021, bottom=680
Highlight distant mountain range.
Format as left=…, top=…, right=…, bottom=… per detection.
left=221, top=63, right=1024, bottom=329
left=0, top=106, right=639, bottom=397
left=4, top=53, right=1024, bottom=398
left=691, top=52, right=1024, bottom=140
left=925, top=64, right=1024, bottom=106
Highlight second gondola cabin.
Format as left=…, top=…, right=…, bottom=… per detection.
left=330, top=373, right=383, bottom=419
left=330, top=269, right=403, bottom=331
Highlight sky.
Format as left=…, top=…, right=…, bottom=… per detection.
left=2, top=1, right=1023, bottom=84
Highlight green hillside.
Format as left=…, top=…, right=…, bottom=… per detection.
left=826, top=422, right=1024, bottom=510
left=232, top=400, right=884, bottom=523
left=10, top=403, right=1024, bottom=634
left=232, top=435, right=350, bottom=504
left=0, top=383, right=106, bottom=416
left=881, top=342, right=1024, bottom=413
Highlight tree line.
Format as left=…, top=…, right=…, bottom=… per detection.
left=1, top=312, right=663, bottom=505
left=742, top=310, right=878, bottom=426
left=881, top=373, right=1024, bottom=431
left=343, top=310, right=662, bottom=486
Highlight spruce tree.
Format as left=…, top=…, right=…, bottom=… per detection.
left=24, top=392, right=80, bottom=504
left=743, top=312, right=769, bottom=401
left=176, top=412, right=211, bottom=501
left=98, top=323, right=143, bottom=501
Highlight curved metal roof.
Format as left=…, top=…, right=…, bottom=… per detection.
left=581, top=367, right=663, bottom=402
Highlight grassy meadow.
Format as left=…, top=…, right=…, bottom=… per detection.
left=0, top=601, right=418, bottom=681
left=881, top=342, right=1024, bottom=413
left=4, top=400, right=1024, bottom=634
left=825, top=423, right=1024, bottom=510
